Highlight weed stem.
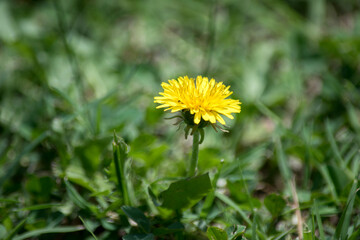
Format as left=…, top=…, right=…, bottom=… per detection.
left=188, top=130, right=200, bottom=177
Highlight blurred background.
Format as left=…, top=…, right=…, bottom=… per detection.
left=1, top=0, right=360, bottom=238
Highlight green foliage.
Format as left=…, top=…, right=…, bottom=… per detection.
left=207, top=225, right=246, bottom=240
left=1, top=0, right=360, bottom=239
left=207, top=226, right=228, bottom=240
left=160, top=173, right=212, bottom=210
left=121, top=206, right=151, bottom=233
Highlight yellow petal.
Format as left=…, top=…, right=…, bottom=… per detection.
left=194, top=112, right=201, bottom=124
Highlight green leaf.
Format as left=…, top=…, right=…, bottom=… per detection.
left=121, top=206, right=150, bottom=233
left=303, top=227, right=312, bottom=240
left=160, top=173, right=212, bottom=210
left=264, top=194, right=286, bottom=217
left=207, top=226, right=228, bottom=240
left=227, top=225, right=246, bottom=240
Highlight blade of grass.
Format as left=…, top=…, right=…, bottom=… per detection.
left=13, top=226, right=85, bottom=240
left=324, top=120, right=341, bottom=165
left=348, top=227, right=360, bottom=240
left=16, top=203, right=63, bottom=211
left=302, top=121, right=315, bottom=189
left=79, top=216, right=98, bottom=240
left=252, top=212, right=258, bottom=240
left=239, top=169, right=266, bottom=240
left=270, top=227, right=294, bottom=240
left=334, top=179, right=359, bottom=240
left=325, top=120, right=353, bottom=179
left=64, top=179, right=95, bottom=212
left=346, top=103, right=360, bottom=137
left=313, top=200, right=325, bottom=240
left=0, top=198, right=19, bottom=203
left=352, top=154, right=360, bottom=177
left=95, top=104, right=101, bottom=136
left=344, top=145, right=358, bottom=166
left=254, top=100, right=283, bottom=126
left=240, top=169, right=255, bottom=215
left=275, top=137, right=292, bottom=182
left=215, top=191, right=251, bottom=225
left=4, top=217, right=28, bottom=240
left=316, top=163, right=339, bottom=203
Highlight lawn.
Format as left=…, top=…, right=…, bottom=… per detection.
left=0, top=0, right=360, bottom=239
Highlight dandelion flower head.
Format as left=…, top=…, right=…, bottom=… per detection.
left=154, top=76, right=241, bottom=126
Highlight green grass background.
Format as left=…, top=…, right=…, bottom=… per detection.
left=0, top=0, right=360, bottom=239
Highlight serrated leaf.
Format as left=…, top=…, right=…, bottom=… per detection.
left=207, top=226, right=228, bottom=240
left=160, top=173, right=212, bottom=210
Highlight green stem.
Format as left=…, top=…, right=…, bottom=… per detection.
left=113, top=133, right=130, bottom=206
left=188, top=130, right=200, bottom=177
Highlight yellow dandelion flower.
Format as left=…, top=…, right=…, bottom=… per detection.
left=154, top=75, right=241, bottom=126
